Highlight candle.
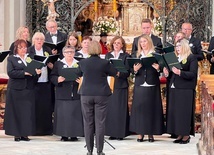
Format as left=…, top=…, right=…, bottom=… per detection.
left=113, top=0, right=117, bottom=12
left=94, top=0, right=98, bottom=12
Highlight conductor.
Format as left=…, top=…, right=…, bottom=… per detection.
left=77, top=40, right=118, bottom=155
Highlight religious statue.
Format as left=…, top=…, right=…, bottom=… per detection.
left=41, top=0, right=59, bottom=20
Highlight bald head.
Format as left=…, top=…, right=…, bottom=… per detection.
left=181, top=23, right=193, bottom=38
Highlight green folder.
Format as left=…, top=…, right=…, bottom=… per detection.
left=25, top=60, right=45, bottom=75
left=127, top=57, right=157, bottom=69
left=163, top=46, right=174, bottom=53
left=109, top=58, right=128, bottom=73
left=152, top=52, right=182, bottom=71
left=59, top=68, right=79, bottom=81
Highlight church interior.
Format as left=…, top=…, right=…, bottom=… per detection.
left=0, top=0, right=214, bottom=154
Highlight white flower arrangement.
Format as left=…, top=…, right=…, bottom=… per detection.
left=92, top=16, right=118, bottom=34
left=153, top=17, right=162, bottom=36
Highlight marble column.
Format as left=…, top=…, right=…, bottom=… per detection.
left=0, top=0, right=26, bottom=75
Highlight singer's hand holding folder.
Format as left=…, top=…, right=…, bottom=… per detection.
left=44, top=40, right=66, bottom=51
left=0, top=50, right=10, bottom=62
left=59, top=68, right=78, bottom=82
left=109, top=58, right=128, bottom=73
left=127, top=57, right=157, bottom=69
left=25, top=60, right=44, bottom=75
left=152, top=52, right=182, bottom=71
left=34, top=54, right=60, bottom=64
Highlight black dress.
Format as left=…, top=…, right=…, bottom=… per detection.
left=105, top=52, right=130, bottom=138
left=28, top=46, right=54, bottom=135
left=129, top=54, right=165, bottom=135
left=50, top=60, right=84, bottom=137
left=166, top=54, right=198, bottom=136
left=4, top=55, right=38, bottom=137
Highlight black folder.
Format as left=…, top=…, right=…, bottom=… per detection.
left=152, top=52, right=182, bottom=71
left=163, top=46, right=174, bottom=53
left=44, top=40, right=66, bottom=50
left=59, top=68, right=78, bottom=81
left=0, top=50, right=10, bottom=62
left=74, top=56, right=85, bottom=61
left=25, top=60, right=45, bottom=75
left=109, top=58, right=128, bottom=73
left=34, top=54, right=60, bottom=64
left=127, top=57, right=157, bottom=69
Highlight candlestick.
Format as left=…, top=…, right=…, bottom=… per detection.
left=113, top=0, right=117, bottom=12
left=94, top=0, right=98, bottom=12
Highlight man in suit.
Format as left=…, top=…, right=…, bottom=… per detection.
left=45, top=19, right=67, bottom=59
left=131, top=18, right=163, bottom=56
left=181, top=22, right=204, bottom=61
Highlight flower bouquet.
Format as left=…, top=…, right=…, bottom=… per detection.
left=92, top=16, right=118, bottom=35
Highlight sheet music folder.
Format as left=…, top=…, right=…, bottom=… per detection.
left=44, top=40, right=66, bottom=50
left=127, top=57, right=157, bottom=69
left=25, top=60, right=45, bottom=75
left=34, top=54, right=60, bottom=64
left=59, top=68, right=78, bottom=81
left=0, top=50, right=10, bottom=62
left=152, top=52, right=182, bottom=71
left=163, top=46, right=174, bottom=53
left=109, top=58, right=128, bottom=73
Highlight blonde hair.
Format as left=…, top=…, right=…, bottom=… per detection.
left=175, top=38, right=192, bottom=59
left=15, top=26, right=30, bottom=40
left=32, top=32, right=45, bottom=45
left=136, top=34, right=154, bottom=58
left=88, top=40, right=102, bottom=55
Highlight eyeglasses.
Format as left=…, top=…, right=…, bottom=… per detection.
left=175, top=45, right=181, bottom=48
left=18, top=47, right=27, bottom=50
left=64, top=51, right=75, bottom=54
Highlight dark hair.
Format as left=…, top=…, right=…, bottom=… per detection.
left=13, top=39, right=27, bottom=54
left=81, top=36, right=92, bottom=42
left=100, top=32, right=108, bottom=37
left=110, top=36, right=126, bottom=52
left=66, top=31, right=81, bottom=50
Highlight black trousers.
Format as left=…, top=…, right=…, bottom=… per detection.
left=81, top=95, right=109, bottom=153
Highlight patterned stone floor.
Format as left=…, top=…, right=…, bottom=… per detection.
left=0, top=130, right=200, bottom=155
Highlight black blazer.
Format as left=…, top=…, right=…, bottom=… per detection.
left=168, top=54, right=198, bottom=89
left=78, top=55, right=117, bottom=96
left=50, top=61, right=80, bottom=100
left=7, top=55, right=38, bottom=90
left=134, top=62, right=160, bottom=86
left=189, top=36, right=204, bottom=61
left=105, top=52, right=130, bottom=89
left=131, top=34, right=163, bottom=56
left=207, top=36, right=214, bottom=74
left=45, top=30, right=67, bottom=59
